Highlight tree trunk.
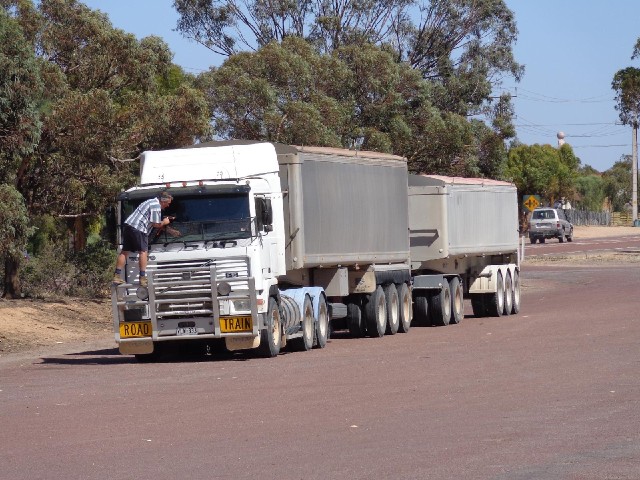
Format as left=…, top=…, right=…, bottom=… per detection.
left=3, top=257, right=21, bottom=299
left=74, top=216, right=86, bottom=252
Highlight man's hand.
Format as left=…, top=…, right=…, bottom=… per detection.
left=165, top=226, right=181, bottom=237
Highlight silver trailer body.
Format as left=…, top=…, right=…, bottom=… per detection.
left=408, top=174, right=519, bottom=271
left=275, top=145, right=410, bottom=273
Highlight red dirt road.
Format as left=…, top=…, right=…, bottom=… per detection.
left=1, top=263, right=639, bottom=480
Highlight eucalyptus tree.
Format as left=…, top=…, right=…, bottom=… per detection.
left=603, top=156, right=633, bottom=212
left=0, top=8, right=41, bottom=297
left=612, top=65, right=640, bottom=220
left=175, top=0, right=522, bottom=114
left=505, top=143, right=579, bottom=206
left=1, top=0, right=211, bottom=297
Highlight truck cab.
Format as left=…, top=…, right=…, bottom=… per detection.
left=112, top=142, right=287, bottom=358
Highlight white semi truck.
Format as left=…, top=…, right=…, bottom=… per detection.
left=111, top=141, right=520, bottom=360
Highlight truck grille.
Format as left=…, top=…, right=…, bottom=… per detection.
left=147, top=256, right=252, bottom=320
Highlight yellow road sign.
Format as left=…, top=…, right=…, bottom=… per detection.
left=523, top=195, right=540, bottom=212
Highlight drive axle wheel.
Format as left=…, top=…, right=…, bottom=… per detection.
left=314, top=294, right=329, bottom=348
left=290, top=294, right=314, bottom=351
left=259, top=297, right=282, bottom=357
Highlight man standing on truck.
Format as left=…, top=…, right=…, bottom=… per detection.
left=112, top=192, right=174, bottom=287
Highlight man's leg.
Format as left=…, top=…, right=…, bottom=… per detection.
left=139, top=250, right=148, bottom=286
left=113, top=250, right=129, bottom=284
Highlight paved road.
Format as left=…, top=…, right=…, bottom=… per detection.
left=1, top=262, right=640, bottom=480
left=523, top=233, right=640, bottom=257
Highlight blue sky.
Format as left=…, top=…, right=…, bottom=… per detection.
left=81, top=0, right=640, bottom=173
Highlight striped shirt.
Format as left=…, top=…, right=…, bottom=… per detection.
left=125, top=198, right=161, bottom=234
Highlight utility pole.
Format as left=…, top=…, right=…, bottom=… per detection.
left=633, top=122, right=638, bottom=223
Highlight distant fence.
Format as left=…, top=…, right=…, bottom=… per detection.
left=565, top=209, right=611, bottom=226
left=612, top=211, right=633, bottom=226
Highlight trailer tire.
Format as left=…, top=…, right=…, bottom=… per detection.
left=289, top=294, right=314, bottom=351
left=397, top=283, right=412, bottom=333
left=414, top=294, right=429, bottom=326
left=314, top=294, right=329, bottom=349
left=449, top=277, right=464, bottom=325
left=503, top=271, right=513, bottom=315
left=365, top=286, right=387, bottom=338
left=384, top=284, right=400, bottom=335
left=431, top=279, right=452, bottom=326
left=347, top=302, right=365, bottom=337
left=259, top=297, right=282, bottom=357
left=470, top=294, right=487, bottom=318
left=487, top=272, right=504, bottom=317
left=511, top=270, right=521, bottom=314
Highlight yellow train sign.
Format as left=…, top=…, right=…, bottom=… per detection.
left=522, top=195, right=541, bottom=212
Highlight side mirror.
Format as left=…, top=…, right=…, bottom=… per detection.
left=262, top=199, right=273, bottom=227
left=255, top=198, right=273, bottom=233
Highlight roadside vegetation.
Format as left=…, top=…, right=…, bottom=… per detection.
left=0, top=0, right=638, bottom=299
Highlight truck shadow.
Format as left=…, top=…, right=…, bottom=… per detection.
left=37, top=346, right=300, bottom=365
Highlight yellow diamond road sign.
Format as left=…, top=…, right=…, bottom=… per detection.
left=523, top=195, right=540, bottom=212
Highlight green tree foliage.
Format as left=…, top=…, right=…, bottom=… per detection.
left=612, top=67, right=640, bottom=127
left=175, top=0, right=522, bottom=117
left=406, top=0, right=523, bottom=116
left=0, top=7, right=42, bottom=184
left=0, top=185, right=33, bottom=297
left=0, top=185, right=32, bottom=261
left=5, top=0, right=210, bottom=220
left=174, top=0, right=412, bottom=56
left=1, top=0, right=212, bottom=297
left=575, top=174, right=605, bottom=212
left=505, top=143, right=580, bottom=205
left=602, top=156, right=633, bottom=212
left=198, top=37, right=508, bottom=177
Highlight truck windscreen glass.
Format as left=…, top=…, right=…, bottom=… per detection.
left=122, top=193, right=252, bottom=244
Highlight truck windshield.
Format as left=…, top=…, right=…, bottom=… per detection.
left=122, top=193, right=252, bottom=244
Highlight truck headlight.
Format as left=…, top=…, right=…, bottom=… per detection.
left=231, top=299, right=251, bottom=312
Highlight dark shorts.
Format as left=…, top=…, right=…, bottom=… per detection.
left=122, top=224, right=148, bottom=252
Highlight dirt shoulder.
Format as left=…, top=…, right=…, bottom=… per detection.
left=1, top=225, right=638, bottom=357
left=0, top=297, right=112, bottom=357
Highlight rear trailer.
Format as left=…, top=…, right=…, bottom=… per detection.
left=408, top=175, right=521, bottom=325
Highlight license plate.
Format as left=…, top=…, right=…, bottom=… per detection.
left=176, top=327, right=198, bottom=336
left=120, top=321, right=152, bottom=338
left=220, top=316, right=252, bottom=333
